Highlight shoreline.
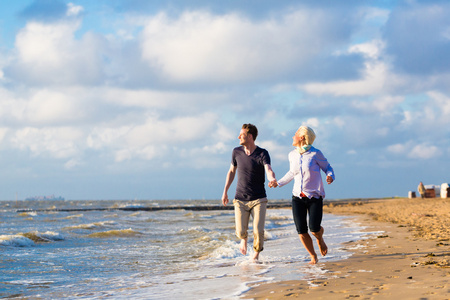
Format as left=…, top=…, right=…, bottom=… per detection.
left=243, top=197, right=449, bottom=299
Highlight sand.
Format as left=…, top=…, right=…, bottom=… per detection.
left=243, top=197, right=450, bottom=299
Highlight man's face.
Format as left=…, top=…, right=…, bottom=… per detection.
left=238, top=129, right=251, bottom=145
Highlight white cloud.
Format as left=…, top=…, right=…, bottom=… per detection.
left=427, top=91, right=450, bottom=117
left=332, top=117, right=346, bottom=129
left=86, top=112, right=220, bottom=162
left=24, top=89, right=85, bottom=124
left=140, top=9, right=353, bottom=83
left=64, top=158, right=82, bottom=169
left=258, top=139, right=291, bottom=163
left=100, top=87, right=227, bottom=109
left=16, top=21, right=78, bottom=67
left=352, top=95, right=404, bottom=113
left=87, top=126, right=132, bottom=150
left=302, top=40, right=391, bottom=96
left=0, top=87, right=91, bottom=125
left=13, top=20, right=103, bottom=84
left=125, top=112, right=218, bottom=146
left=387, top=143, right=406, bottom=154
left=12, top=127, right=84, bottom=158
left=409, top=144, right=441, bottom=159
left=66, top=3, right=84, bottom=17
left=303, top=118, right=320, bottom=129
left=0, top=127, right=8, bottom=145
left=349, top=40, right=384, bottom=59
left=387, top=141, right=442, bottom=159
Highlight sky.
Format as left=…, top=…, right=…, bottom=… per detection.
left=0, top=0, right=449, bottom=201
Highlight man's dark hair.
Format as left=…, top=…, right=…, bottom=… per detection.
left=242, top=123, right=258, bottom=141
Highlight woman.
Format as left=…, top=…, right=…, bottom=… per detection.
left=270, top=126, right=335, bottom=264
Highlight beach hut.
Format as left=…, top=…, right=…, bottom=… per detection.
left=441, top=183, right=450, bottom=198
left=424, top=185, right=440, bottom=198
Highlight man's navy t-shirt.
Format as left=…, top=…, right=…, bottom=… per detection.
left=232, top=146, right=271, bottom=201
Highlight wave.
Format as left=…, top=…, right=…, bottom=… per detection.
left=18, top=211, right=37, bottom=217
left=63, top=221, right=117, bottom=231
left=209, top=240, right=241, bottom=259
left=86, top=228, right=142, bottom=238
left=181, top=226, right=212, bottom=234
left=22, top=231, right=65, bottom=243
left=0, top=231, right=64, bottom=247
left=62, top=214, right=84, bottom=219
left=111, top=203, right=147, bottom=209
left=0, top=234, right=35, bottom=247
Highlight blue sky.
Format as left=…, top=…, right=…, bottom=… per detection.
left=0, top=0, right=449, bottom=201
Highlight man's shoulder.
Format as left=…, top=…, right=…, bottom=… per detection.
left=255, top=146, right=270, bottom=157
left=255, top=146, right=268, bottom=152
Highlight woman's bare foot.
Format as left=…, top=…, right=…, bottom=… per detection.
left=308, top=254, right=319, bottom=265
left=318, top=238, right=328, bottom=256
left=313, top=227, right=328, bottom=256
left=252, top=251, right=260, bottom=261
left=240, top=239, right=247, bottom=255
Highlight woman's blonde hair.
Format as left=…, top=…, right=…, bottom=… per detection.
left=297, top=126, right=316, bottom=145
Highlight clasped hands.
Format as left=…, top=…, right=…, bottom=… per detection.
left=268, top=180, right=278, bottom=188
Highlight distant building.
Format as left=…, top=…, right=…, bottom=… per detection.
left=24, top=195, right=65, bottom=201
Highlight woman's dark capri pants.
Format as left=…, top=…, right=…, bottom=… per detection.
left=292, top=195, right=323, bottom=234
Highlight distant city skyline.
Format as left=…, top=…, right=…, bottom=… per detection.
left=0, top=0, right=449, bottom=201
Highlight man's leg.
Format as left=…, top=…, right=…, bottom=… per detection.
left=250, top=198, right=267, bottom=260
left=233, top=199, right=250, bottom=255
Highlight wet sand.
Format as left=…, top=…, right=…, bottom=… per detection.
left=243, top=197, right=449, bottom=299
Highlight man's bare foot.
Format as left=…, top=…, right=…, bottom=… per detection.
left=308, top=254, right=319, bottom=265
left=252, top=251, right=260, bottom=261
left=239, top=239, right=247, bottom=255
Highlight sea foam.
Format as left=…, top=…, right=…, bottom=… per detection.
left=0, top=234, right=35, bottom=247
left=21, top=231, right=65, bottom=243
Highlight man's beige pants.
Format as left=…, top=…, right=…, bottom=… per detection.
left=233, top=198, right=268, bottom=252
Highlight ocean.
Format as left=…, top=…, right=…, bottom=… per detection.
left=0, top=199, right=381, bottom=299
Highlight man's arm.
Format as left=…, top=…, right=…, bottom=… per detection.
left=265, top=164, right=278, bottom=188
left=222, top=164, right=237, bottom=206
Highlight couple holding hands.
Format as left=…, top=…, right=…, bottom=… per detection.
left=222, top=124, right=335, bottom=264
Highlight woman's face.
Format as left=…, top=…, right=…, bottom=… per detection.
left=292, top=130, right=305, bottom=147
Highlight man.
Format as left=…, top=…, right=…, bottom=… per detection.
left=222, top=123, right=277, bottom=261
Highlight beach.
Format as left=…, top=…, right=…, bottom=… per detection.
left=243, top=197, right=450, bottom=299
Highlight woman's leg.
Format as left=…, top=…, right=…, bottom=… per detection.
left=309, top=197, right=327, bottom=256
left=292, top=196, right=318, bottom=264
